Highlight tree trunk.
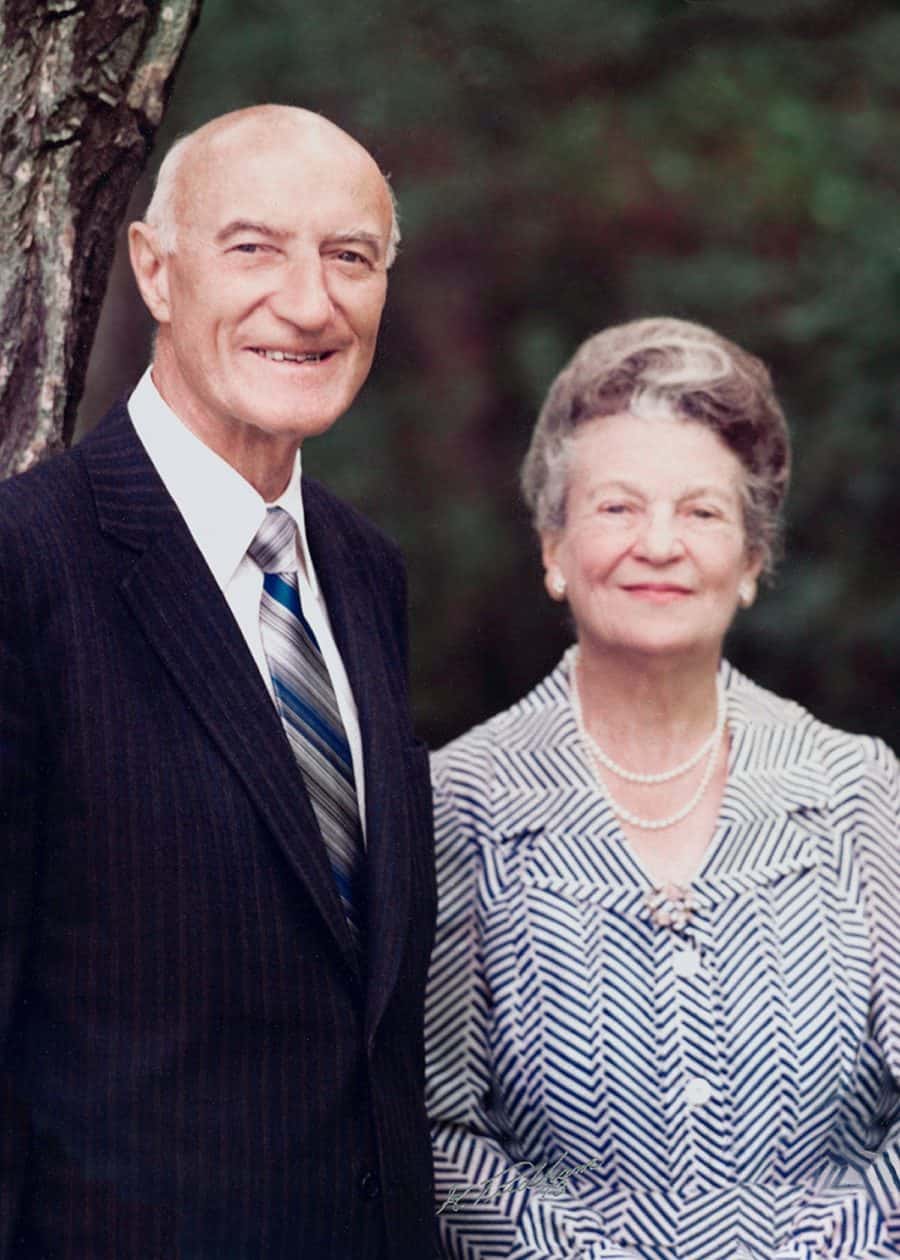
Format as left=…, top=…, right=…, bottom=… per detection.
left=0, top=0, right=201, bottom=478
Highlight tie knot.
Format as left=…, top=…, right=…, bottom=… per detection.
left=248, top=507, right=298, bottom=574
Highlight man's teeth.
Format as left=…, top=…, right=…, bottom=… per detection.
left=257, top=349, right=326, bottom=363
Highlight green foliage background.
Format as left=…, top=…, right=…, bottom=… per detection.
left=83, top=0, right=900, bottom=749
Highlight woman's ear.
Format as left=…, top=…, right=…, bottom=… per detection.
left=738, top=552, right=764, bottom=609
left=541, top=534, right=567, bottom=602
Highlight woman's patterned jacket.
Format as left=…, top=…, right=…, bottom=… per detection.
left=426, top=657, right=900, bottom=1259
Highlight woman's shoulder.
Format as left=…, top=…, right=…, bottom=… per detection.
left=723, top=660, right=899, bottom=804
left=431, top=654, right=572, bottom=788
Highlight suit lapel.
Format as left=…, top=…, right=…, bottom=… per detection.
left=304, top=482, right=412, bottom=1032
left=78, top=407, right=358, bottom=970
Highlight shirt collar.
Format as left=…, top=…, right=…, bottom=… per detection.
left=128, top=367, right=319, bottom=596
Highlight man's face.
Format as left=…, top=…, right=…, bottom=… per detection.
left=138, top=115, right=393, bottom=457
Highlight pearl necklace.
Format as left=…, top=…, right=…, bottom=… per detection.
left=565, top=646, right=720, bottom=784
left=568, top=647, right=726, bottom=832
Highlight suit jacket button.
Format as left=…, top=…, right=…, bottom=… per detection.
left=359, top=1170, right=381, bottom=1199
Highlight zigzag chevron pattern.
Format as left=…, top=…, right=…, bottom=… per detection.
left=426, top=656, right=900, bottom=1259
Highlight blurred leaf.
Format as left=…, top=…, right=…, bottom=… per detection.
left=81, top=0, right=900, bottom=750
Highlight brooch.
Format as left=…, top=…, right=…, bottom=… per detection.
left=644, top=883, right=697, bottom=931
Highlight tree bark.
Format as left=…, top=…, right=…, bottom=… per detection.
left=0, top=0, right=201, bottom=477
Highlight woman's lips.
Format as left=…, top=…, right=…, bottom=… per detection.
left=621, top=584, right=693, bottom=603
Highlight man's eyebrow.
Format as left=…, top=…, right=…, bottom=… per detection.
left=327, top=230, right=384, bottom=255
left=214, top=220, right=291, bottom=243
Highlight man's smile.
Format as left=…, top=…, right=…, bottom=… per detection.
left=249, top=347, right=335, bottom=364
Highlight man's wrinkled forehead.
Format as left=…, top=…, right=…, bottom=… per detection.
left=172, top=112, right=393, bottom=249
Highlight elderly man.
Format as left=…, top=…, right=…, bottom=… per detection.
left=0, top=106, right=435, bottom=1259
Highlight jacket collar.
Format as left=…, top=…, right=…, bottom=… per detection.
left=77, top=405, right=365, bottom=976
left=487, top=653, right=833, bottom=841
left=303, top=477, right=414, bottom=1034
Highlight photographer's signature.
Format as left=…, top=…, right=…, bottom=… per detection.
left=438, top=1155, right=603, bottom=1214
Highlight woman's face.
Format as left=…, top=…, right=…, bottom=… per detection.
left=542, top=412, right=762, bottom=665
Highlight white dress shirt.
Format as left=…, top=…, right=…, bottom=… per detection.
left=128, top=367, right=366, bottom=833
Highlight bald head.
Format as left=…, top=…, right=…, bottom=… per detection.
left=128, top=102, right=397, bottom=487
left=145, top=105, right=400, bottom=265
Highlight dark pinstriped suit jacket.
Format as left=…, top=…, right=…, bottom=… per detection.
left=0, top=404, right=436, bottom=1259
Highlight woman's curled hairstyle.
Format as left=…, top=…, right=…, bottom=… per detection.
left=521, top=316, right=791, bottom=577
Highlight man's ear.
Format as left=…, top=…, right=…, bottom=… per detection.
left=128, top=222, right=171, bottom=323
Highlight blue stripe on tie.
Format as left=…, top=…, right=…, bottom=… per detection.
left=272, top=677, right=354, bottom=771
left=264, top=573, right=321, bottom=649
left=250, top=506, right=365, bottom=957
left=331, top=865, right=354, bottom=903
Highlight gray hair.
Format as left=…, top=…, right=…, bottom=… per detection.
left=520, top=317, right=791, bottom=576
left=143, top=127, right=402, bottom=267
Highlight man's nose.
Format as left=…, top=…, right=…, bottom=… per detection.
left=633, top=506, right=684, bottom=562
left=269, top=257, right=334, bottom=329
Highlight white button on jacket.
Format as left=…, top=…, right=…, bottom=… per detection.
left=684, top=1077, right=713, bottom=1107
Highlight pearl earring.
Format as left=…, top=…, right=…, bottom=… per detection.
left=550, top=572, right=566, bottom=598
left=738, top=578, right=756, bottom=608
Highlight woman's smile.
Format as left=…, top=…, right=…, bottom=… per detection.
left=620, top=582, right=694, bottom=603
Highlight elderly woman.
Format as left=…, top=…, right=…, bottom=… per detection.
left=425, top=318, right=900, bottom=1260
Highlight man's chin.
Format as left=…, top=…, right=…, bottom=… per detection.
left=244, top=415, right=340, bottom=451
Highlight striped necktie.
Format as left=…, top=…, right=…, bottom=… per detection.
left=249, top=507, right=365, bottom=952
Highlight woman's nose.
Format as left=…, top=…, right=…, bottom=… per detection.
left=633, top=507, right=684, bottom=562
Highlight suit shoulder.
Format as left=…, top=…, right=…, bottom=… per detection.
left=303, top=476, right=404, bottom=572
left=0, top=403, right=134, bottom=577
left=0, top=443, right=91, bottom=549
